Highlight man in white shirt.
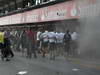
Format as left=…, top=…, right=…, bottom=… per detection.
left=36, top=30, right=42, bottom=54
left=48, top=31, right=56, bottom=43
left=56, top=32, right=65, bottom=56
left=71, top=32, right=79, bottom=41
left=48, top=30, right=56, bottom=60
left=56, top=32, right=65, bottom=43
left=41, top=31, right=49, bottom=43
left=37, top=31, right=42, bottom=41
left=71, top=31, right=79, bottom=56
left=40, top=30, right=49, bottom=58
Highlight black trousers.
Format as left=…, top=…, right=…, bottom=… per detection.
left=1, top=46, right=14, bottom=58
left=64, top=41, right=71, bottom=56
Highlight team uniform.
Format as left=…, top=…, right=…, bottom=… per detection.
left=39, top=31, right=49, bottom=57
left=48, top=32, right=56, bottom=60
left=36, top=31, right=42, bottom=51
left=71, top=32, right=79, bottom=56
left=63, top=32, right=71, bottom=56
left=56, top=32, right=65, bottom=56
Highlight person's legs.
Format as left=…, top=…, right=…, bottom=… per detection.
left=4, top=47, right=10, bottom=61
left=43, top=42, right=49, bottom=58
left=1, top=48, right=5, bottom=61
left=49, top=43, right=52, bottom=59
left=67, top=42, right=71, bottom=56
left=29, top=42, right=32, bottom=59
left=32, top=44, right=37, bottom=58
left=74, top=41, right=78, bottom=56
left=58, top=43, right=61, bottom=56
left=33, top=50, right=37, bottom=58
left=60, top=43, right=64, bottom=56
left=8, top=46, right=14, bottom=58
left=37, top=40, right=41, bottom=54
left=56, top=43, right=59, bottom=56
left=26, top=42, right=31, bottom=58
left=51, top=43, right=55, bottom=60
left=64, top=42, right=70, bottom=56
left=41, top=42, right=45, bottom=58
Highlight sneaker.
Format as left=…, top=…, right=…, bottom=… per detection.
left=6, top=58, right=10, bottom=61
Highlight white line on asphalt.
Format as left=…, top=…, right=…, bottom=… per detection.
left=17, top=71, right=28, bottom=75
left=72, top=68, right=80, bottom=71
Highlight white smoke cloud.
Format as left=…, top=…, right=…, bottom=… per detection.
left=78, top=0, right=100, bottom=59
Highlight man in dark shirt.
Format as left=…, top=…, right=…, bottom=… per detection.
left=26, top=27, right=37, bottom=58
left=63, top=30, right=71, bottom=56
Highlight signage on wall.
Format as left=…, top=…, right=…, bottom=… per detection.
left=41, top=9, right=67, bottom=21
left=41, top=1, right=79, bottom=21
left=0, top=1, right=79, bottom=25
left=71, top=8, right=77, bottom=16
left=71, top=5, right=79, bottom=17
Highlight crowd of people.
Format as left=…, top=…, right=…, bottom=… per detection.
left=0, top=27, right=79, bottom=61
left=37, top=29, right=79, bottom=60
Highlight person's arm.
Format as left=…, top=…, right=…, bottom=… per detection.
left=63, top=34, right=65, bottom=42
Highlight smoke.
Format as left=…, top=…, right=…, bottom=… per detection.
left=54, top=19, right=79, bottom=32
left=54, top=0, right=100, bottom=60
left=78, top=1, right=100, bottom=59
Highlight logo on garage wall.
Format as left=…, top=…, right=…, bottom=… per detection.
left=41, top=9, right=67, bottom=21
left=71, top=5, right=80, bottom=17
